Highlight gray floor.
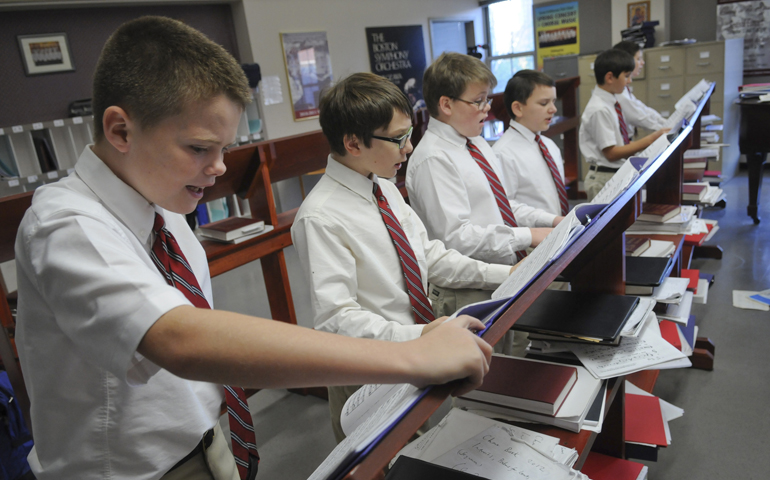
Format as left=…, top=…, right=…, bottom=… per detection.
left=211, top=168, right=770, bottom=479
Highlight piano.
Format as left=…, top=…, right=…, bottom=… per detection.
left=737, top=98, right=770, bottom=224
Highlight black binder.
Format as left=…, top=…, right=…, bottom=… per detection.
left=511, top=290, right=639, bottom=344
left=385, top=455, right=490, bottom=480
left=626, top=256, right=674, bottom=286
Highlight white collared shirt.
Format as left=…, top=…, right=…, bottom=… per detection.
left=406, top=118, right=556, bottom=266
left=493, top=120, right=566, bottom=216
left=291, top=156, right=510, bottom=341
left=579, top=85, right=627, bottom=169
left=619, top=85, right=667, bottom=138
left=15, top=147, right=222, bottom=479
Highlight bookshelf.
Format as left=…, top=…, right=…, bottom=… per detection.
left=339, top=84, right=717, bottom=480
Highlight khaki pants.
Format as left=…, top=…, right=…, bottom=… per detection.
left=162, top=422, right=239, bottom=480
left=584, top=169, right=616, bottom=201
left=429, top=285, right=529, bottom=357
left=328, top=384, right=364, bottom=443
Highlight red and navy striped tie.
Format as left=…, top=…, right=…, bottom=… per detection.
left=151, top=213, right=259, bottom=480
left=466, top=140, right=527, bottom=262
left=535, top=134, right=569, bottom=216
left=615, top=101, right=630, bottom=145
left=373, top=183, right=435, bottom=324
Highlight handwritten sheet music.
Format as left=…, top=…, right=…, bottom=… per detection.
left=341, top=384, right=401, bottom=436
left=392, top=408, right=561, bottom=466
left=568, top=315, right=688, bottom=379
left=431, top=424, right=588, bottom=480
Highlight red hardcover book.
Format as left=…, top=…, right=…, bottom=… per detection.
left=683, top=157, right=707, bottom=169
left=680, top=269, right=700, bottom=292
left=625, top=393, right=668, bottom=447
left=684, top=223, right=714, bottom=246
left=659, top=320, right=682, bottom=350
left=461, top=356, right=578, bottom=415
left=682, top=183, right=708, bottom=201
left=638, top=203, right=681, bottom=223
left=581, top=451, right=647, bottom=480
left=704, top=170, right=721, bottom=178
left=197, top=216, right=265, bottom=241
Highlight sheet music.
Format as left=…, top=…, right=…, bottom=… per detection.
left=659, top=291, right=694, bottom=324
left=431, top=424, right=588, bottom=480
left=340, top=384, right=401, bottom=436
left=675, top=79, right=712, bottom=110
left=491, top=205, right=596, bottom=300
left=568, top=314, right=688, bottom=379
left=651, top=277, right=690, bottom=304
left=637, top=134, right=670, bottom=160
left=621, top=298, right=656, bottom=337
left=308, top=383, right=422, bottom=480
left=664, top=100, right=697, bottom=130
left=590, top=160, right=641, bottom=205
left=392, top=408, right=561, bottom=466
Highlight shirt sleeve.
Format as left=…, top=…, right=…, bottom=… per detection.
left=620, top=92, right=667, bottom=130
left=291, top=214, right=424, bottom=342
left=592, top=108, right=622, bottom=152
left=408, top=154, right=532, bottom=265
left=20, top=208, right=189, bottom=381
left=402, top=203, right=511, bottom=289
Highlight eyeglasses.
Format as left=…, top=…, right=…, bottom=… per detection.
left=452, top=96, right=493, bottom=111
left=372, top=126, right=414, bottom=149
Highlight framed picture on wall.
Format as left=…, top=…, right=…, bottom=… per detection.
left=280, top=31, right=333, bottom=121
left=628, top=1, right=651, bottom=27
left=18, top=33, right=75, bottom=76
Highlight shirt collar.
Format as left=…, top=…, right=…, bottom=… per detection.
left=427, top=117, right=473, bottom=149
left=592, top=85, right=619, bottom=106
left=508, top=120, right=537, bottom=143
left=324, top=155, right=378, bottom=202
left=75, top=146, right=157, bottom=244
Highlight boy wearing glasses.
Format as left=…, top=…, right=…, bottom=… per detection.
left=406, top=53, right=561, bottom=317
left=291, top=72, right=512, bottom=442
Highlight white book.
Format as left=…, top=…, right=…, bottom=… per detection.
left=693, top=278, right=709, bottom=304
left=640, top=239, right=676, bottom=258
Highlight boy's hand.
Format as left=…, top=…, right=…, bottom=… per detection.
left=650, top=127, right=671, bottom=140
left=509, top=263, right=520, bottom=275
left=421, top=316, right=449, bottom=336
left=409, top=315, right=492, bottom=396
left=529, top=227, right=553, bottom=246
left=552, top=216, right=565, bottom=226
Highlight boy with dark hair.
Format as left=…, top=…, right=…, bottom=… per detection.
left=291, top=72, right=512, bottom=442
left=15, top=17, right=492, bottom=480
left=493, top=70, right=568, bottom=216
left=580, top=49, right=669, bottom=199
left=612, top=40, right=667, bottom=138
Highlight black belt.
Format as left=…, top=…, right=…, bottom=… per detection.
left=589, top=165, right=618, bottom=173
left=168, top=428, right=215, bottom=472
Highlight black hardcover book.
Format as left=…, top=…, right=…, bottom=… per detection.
left=511, top=290, right=639, bottom=343
left=626, top=256, right=674, bottom=286
left=385, top=456, right=489, bottom=480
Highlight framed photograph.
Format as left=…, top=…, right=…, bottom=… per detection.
left=18, top=33, right=75, bottom=76
left=280, top=31, right=333, bottom=121
left=628, top=1, right=651, bottom=27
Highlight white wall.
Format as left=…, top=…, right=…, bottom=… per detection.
left=237, top=0, right=483, bottom=140
left=611, top=0, right=670, bottom=46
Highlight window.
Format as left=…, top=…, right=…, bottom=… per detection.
left=486, top=0, right=535, bottom=93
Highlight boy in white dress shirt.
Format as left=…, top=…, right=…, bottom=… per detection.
left=492, top=70, right=568, bottom=216
left=613, top=41, right=667, bottom=138
left=580, top=49, right=670, bottom=200
left=14, top=17, right=493, bottom=480
left=291, top=72, right=513, bottom=442
left=406, top=52, right=561, bottom=316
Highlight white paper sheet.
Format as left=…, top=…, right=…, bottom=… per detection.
left=590, top=160, right=640, bottom=205
left=732, top=290, right=770, bottom=311
left=568, top=315, right=689, bottom=379
left=652, top=277, right=690, bottom=304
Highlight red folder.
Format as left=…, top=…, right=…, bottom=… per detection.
left=581, top=451, right=646, bottom=480
left=680, top=269, right=700, bottom=292
left=659, top=320, right=682, bottom=351
left=625, top=393, right=668, bottom=447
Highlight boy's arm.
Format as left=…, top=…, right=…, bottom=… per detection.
left=621, top=90, right=667, bottom=130
left=407, top=156, right=532, bottom=265
left=602, top=128, right=670, bottom=162
left=291, top=215, right=424, bottom=342
left=138, top=307, right=491, bottom=396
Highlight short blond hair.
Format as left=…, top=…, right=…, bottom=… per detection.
left=92, top=16, right=251, bottom=141
left=423, top=52, right=497, bottom=118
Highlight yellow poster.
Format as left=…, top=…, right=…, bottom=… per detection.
left=535, top=2, right=580, bottom=70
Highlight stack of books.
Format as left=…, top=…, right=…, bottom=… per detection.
left=683, top=182, right=724, bottom=206
left=738, top=82, right=770, bottom=100
left=620, top=21, right=659, bottom=48
left=625, top=256, right=675, bottom=295
left=197, top=216, right=268, bottom=244
left=636, top=203, right=681, bottom=223
left=627, top=205, right=698, bottom=235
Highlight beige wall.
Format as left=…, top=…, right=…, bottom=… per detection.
left=236, top=0, right=483, bottom=140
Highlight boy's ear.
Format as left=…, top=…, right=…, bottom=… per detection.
left=101, top=106, right=132, bottom=154
left=603, top=71, right=616, bottom=85
left=510, top=101, right=525, bottom=119
left=342, top=134, right=363, bottom=157
left=437, top=95, right=454, bottom=118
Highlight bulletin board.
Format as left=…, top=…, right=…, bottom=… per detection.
left=717, top=0, right=770, bottom=75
